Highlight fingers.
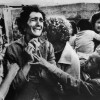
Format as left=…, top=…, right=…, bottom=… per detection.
left=38, top=50, right=42, bottom=57
left=25, top=43, right=36, bottom=61
left=33, top=54, right=40, bottom=61
left=25, top=43, right=35, bottom=54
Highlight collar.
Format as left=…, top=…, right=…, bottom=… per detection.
left=16, top=36, right=27, bottom=47
left=16, top=36, right=45, bottom=47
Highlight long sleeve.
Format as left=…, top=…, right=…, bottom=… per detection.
left=94, top=32, right=100, bottom=41
left=79, top=78, right=100, bottom=96
left=46, top=64, right=100, bottom=96
left=46, top=64, right=80, bottom=88
left=3, top=44, right=27, bottom=89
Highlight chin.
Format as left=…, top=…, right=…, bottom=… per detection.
left=31, top=34, right=41, bottom=38
left=32, top=30, right=42, bottom=37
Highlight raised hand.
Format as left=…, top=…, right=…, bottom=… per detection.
left=32, top=54, right=52, bottom=69
left=25, top=43, right=35, bottom=61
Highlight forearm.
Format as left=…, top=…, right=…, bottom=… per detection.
left=0, top=63, right=19, bottom=99
left=13, top=63, right=30, bottom=89
left=47, top=64, right=80, bottom=89
left=49, top=64, right=100, bottom=96
left=0, top=71, right=17, bottom=99
left=79, top=78, right=100, bottom=96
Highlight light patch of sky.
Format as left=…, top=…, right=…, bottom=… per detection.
left=0, top=0, right=100, bottom=6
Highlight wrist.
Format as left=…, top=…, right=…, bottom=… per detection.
left=7, top=70, right=18, bottom=82
left=47, top=64, right=57, bottom=72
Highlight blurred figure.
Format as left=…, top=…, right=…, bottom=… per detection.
left=90, top=12, right=100, bottom=34
left=45, top=15, right=80, bottom=80
left=75, top=19, right=100, bottom=61
left=90, top=12, right=100, bottom=49
left=69, top=20, right=78, bottom=49
left=0, top=26, right=3, bottom=85
left=0, top=63, right=19, bottom=100
left=0, top=23, right=19, bottom=100
left=0, top=13, right=5, bottom=35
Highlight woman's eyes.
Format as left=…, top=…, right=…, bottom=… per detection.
left=30, top=17, right=44, bottom=22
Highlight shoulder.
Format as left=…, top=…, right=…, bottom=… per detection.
left=40, top=37, right=53, bottom=48
left=86, top=30, right=96, bottom=35
left=45, top=40, right=53, bottom=46
left=6, top=39, right=23, bottom=54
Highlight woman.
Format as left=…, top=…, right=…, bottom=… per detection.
left=45, top=15, right=80, bottom=80
left=90, top=12, right=100, bottom=49
left=4, top=5, right=58, bottom=100
left=69, top=20, right=78, bottom=49
left=33, top=52, right=100, bottom=100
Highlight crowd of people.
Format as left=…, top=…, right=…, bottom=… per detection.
left=0, top=4, right=100, bottom=100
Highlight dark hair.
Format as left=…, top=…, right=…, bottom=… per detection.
left=77, top=19, right=93, bottom=31
left=70, top=21, right=77, bottom=36
left=16, top=5, right=46, bottom=34
left=90, top=12, right=100, bottom=32
left=87, top=53, right=100, bottom=78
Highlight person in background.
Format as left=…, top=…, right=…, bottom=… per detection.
left=0, top=25, right=19, bottom=100
left=75, top=19, right=100, bottom=61
left=90, top=12, right=100, bottom=34
left=0, top=63, right=19, bottom=100
left=69, top=20, right=78, bottom=49
left=0, top=27, right=3, bottom=85
left=45, top=15, right=80, bottom=92
left=0, top=13, right=5, bottom=36
left=33, top=50, right=100, bottom=100
left=4, top=5, right=58, bottom=100
left=90, top=12, right=100, bottom=49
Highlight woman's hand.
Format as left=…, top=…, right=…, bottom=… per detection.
left=25, top=43, right=35, bottom=61
left=32, top=54, right=54, bottom=69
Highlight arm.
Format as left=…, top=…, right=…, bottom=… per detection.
left=3, top=45, right=30, bottom=89
left=94, top=31, right=100, bottom=41
left=35, top=56, right=100, bottom=96
left=0, top=63, right=19, bottom=100
left=79, top=78, right=100, bottom=96
left=45, top=60, right=100, bottom=96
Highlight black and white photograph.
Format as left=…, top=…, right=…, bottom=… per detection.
left=0, top=0, right=100, bottom=100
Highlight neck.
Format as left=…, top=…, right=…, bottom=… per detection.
left=54, top=42, right=66, bottom=53
left=24, top=34, right=38, bottom=44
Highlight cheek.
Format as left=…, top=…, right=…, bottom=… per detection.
left=30, top=22, right=36, bottom=27
left=27, top=21, right=36, bottom=27
left=95, top=24, right=98, bottom=29
left=40, top=23, right=43, bottom=27
left=95, top=23, right=100, bottom=29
